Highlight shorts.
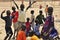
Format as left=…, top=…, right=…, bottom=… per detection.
left=5, top=27, right=13, bottom=34
left=13, top=22, right=19, bottom=30
left=49, top=28, right=58, bottom=38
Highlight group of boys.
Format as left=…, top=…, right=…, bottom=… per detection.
left=1, top=0, right=60, bottom=40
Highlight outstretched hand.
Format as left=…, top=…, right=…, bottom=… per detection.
left=2, top=10, right=5, bottom=13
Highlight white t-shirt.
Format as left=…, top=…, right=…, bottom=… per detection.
left=31, top=14, right=35, bottom=28
left=18, top=10, right=26, bottom=22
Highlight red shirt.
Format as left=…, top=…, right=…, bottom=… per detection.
left=25, top=22, right=31, bottom=31
left=12, top=11, right=19, bottom=23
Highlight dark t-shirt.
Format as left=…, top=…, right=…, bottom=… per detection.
left=1, top=16, right=12, bottom=27
left=36, top=15, right=45, bottom=24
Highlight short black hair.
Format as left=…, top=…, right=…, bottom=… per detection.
left=48, top=7, right=53, bottom=15
left=12, top=6, right=16, bottom=10
left=20, top=4, right=25, bottom=11
left=46, top=5, right=48, bottom=7
left=31, top=10, right=34, bottom=14
left=39, top=10, right=42, bottom=14
left=35, top=19, right=39, bottom=23
left=26, top=18, right=30, bottom=21
left=6, top=10, right=11, bottom=16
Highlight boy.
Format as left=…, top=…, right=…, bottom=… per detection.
left=41, top=7, right=60, bottom=40
left=36, top=11, right=45, bottom=25
left=41, top=7, right=54, bottom=40
left=1, top=10, right=13, bottom=40
left=16, top=25, right=26, bottom=40
left=12, top=6, right=19, bottom=39
left=25, top=18, right=31, bottom=36
left=45, top=5, right=48, bottom=17
left=12, top=0, right=25, bottom=22
left=33, top=19, right=40, bottom=38
left=30, top=10, right=35, bottom=29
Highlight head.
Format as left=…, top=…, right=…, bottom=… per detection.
left=48, top=7, right=53, bottom=15
left=40, top=5, right=42, bottom=9
left=46, top=5, right=48, bottom=7
left=39, top=10, right=43, bottom=15
left=21, top=25, right=26, bottom=31
left=30, top=31, right=36, bottom=36
left=31, top=10, right=34, bottom=15
left=35, top=19, right=39, bottom=24
left=26, top=18, right=30, bottom=22
left=6, top=10, right=11, bottom=16
left=12, top=6, right=16, bottom=12
left=20, top=4, right=25, bottom=11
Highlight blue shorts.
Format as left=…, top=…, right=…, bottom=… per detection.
left=49, top=28, right=58, bottom=38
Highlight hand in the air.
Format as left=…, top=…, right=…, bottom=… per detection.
left=2, top=10, right=5, bottom=13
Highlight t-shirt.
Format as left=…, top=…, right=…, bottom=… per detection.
left=43, top=15, right=54, bottom=33
left=16, top=31, right=26, bottom=40
left=1, top=16, right=12, bottom=27
left=18, top=10, right=26, bottom=22
left=1, top=13, right=13, bottom=27
left=33, top=24, right=40, bottom=32
left=36, top=15, right=44, bottom=24
left=33, top=24, right=40, bottom=35
left=25, top=22, right=31, bottom=31
left=31, top=35, right=39, bottom=40
left=31, top=14, right=35, bottom=28
left=12, top=11, right=19, bottom=23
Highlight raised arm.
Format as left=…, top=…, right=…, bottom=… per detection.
left=12, top=0, right=19, bottom=10
left=25, top=1, right=36, bottom=12
left=1, top=10, right=6, bottom=20
left=42, top=15, right=46, bottom=22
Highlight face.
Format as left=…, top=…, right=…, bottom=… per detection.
left=20, top=4, right=24, bottom=11
left=31, top=11, right=34, bottom=14
left=48, top=7, right=53, bottom=15
left=6, top=10, right=11, bottom=16
left=12, top=7, right=16, bottom=11
left=46, top=5, right=48, bottom=7
left=39, top=11, right=42, bottom=15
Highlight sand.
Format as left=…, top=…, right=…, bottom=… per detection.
left=0, top=1, right=60, bottom=40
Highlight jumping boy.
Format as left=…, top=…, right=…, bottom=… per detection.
left=11, top=6, right=19, bottom=39
left=1, top=10, right=13, bottom=40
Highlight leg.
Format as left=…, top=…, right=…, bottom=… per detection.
left=13, top=23, right=17, bottom=39
left=4, top=34, right=9, bottom=40
left=8, top=33, right=13, bottom=40
left=4, top=27, right=9, bottom=40
left=8, top=27, right=13, bottom=40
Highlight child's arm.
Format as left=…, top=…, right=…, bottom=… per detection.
left=12, top=0, right=19, bottom=10
left=42, top=15, right=46, bottom=22
left=1, top=10, right=6, bottom=20
left=25, top=1, right=36, bottom=12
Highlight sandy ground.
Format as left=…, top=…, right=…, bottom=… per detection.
left=0, top=1, right=60, bottom=40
